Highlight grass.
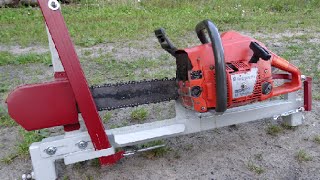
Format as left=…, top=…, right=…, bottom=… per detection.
left=1, top=128, right=47, bottom=164
left=0, top=107, right=16, bottom=127
left=266, top=122, right=298, bottom=136
left=103, top=112, right=112, bottom=123
left=266, top=124, right=283, bottom=136
left=109, top=121, right=128, bottom=129
left=314, top=135, right=320, bottom=144
left=130, top=108, right=148, bottom=122
left=0, top=153, right=18, bottom=164
left=63, top=176, right=70, bottom=180
left=139, top=140, right=170, bottom=159
left=0, top=0, right=320, bottom=47
left=89, top=54, right=174, bottom=83
left=0, top=51, right=51, bottom=66
left=295, top=150, right=312, bottom=162
left=281, top=45, right=304, bottom=60
left=17, top=128, right=48, bottom=156
left=247, top=162, right=264, bottom=174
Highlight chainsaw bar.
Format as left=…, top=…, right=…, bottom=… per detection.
left=90, top=77, right=178, bottom=111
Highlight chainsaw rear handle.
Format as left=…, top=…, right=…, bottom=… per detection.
left=195, top=19, right=227, bottom=113
left=271, top=54, right=302, bottom=96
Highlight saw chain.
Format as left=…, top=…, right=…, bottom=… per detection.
left=90, top=77, right=178, bottom=111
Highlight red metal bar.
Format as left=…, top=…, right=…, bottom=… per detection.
left=304, top=77, right=312, bottom=111
left=37, top=0, right=117, bottom=165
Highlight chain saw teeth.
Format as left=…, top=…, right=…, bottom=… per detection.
left=90, top=77, right=178, bottom=111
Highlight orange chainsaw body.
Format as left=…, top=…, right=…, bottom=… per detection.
left=176, top=31, right=302, bottom=112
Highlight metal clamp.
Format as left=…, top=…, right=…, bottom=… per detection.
left=273, top=107, right=304, bottom=120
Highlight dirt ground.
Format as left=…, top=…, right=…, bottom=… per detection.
left=0, top=30, right=319, bottom=180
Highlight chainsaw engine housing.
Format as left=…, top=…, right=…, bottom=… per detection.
left=176, top=31, right=274, bottom=112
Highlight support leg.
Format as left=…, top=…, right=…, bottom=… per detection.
left=283, top=113, right=303, bottom=126
left=29, top=142, right=57, bottom=180
left=282, top=92, right=304, bottom=126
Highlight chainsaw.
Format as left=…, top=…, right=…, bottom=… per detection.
left=92, top=19, right=302, bottom=113
left=4, top=1, right=312, bottom=179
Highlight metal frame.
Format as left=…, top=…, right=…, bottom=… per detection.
left=23, top=1, right=310, bottom=179
left=30, top=93, right=304, bottom=179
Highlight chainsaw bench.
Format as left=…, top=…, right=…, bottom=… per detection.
left=5, top=0, right=312, bottom=179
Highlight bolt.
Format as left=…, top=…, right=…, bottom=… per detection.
left=264, top=69, right=268, bottom=73
left=45, top=146, right=57, bottom=155
left=210, top=65, right=214, bottom=70
left=77, top=141, right=88, bottom=149
left=48, top=0, right=60, bottom=10
left=201, top=107, right=206, bottom=111
left=51, top=1, right=57, bottom=8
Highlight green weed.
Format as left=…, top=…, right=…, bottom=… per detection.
left=0, top=153, right=18, bottom=164
left=130, top=108, right=148, bottom=122
left=63, top=176, right=70, bottom=180
left=140, top=140, right=169, bottom=159
left=103, top=112, right=112, bottom=123
left=295, top=150, right=312, bottom=162
left=247, top=162, right=264, bottom=174
left=90, top=158, right=100, bottom=168
left=266, top=125, right=283, bottom=136
left=314, top=135, right=320, bottom=144
left=0, top=128, right=47, bottom=164
left=0, top=107, right=16, bottom=127
left=17, top=128, right=47, bottom=156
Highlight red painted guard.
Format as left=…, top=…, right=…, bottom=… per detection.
left=6, top=80, right=78, bottom=130
left=37, top=0, right=122, bottom=165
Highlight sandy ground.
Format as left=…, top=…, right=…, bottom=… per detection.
left=0, top=30, right=319, bottom=180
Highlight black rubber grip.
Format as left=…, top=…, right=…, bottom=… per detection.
left=195, top=20, right=227, bottom=113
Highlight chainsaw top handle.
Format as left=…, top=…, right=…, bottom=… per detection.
left=195, top=20, right=227, bottom=113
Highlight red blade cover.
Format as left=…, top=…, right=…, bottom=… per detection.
left=6, top=80, right=78, bottom=130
